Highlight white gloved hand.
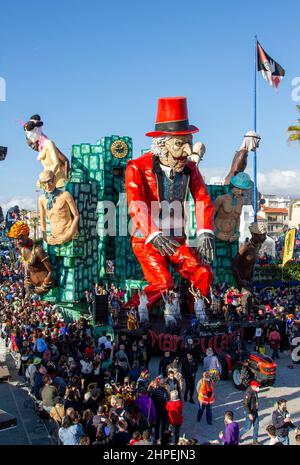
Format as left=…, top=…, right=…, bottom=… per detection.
left=240, top=131, right=261, bottom=152
left=188, top=141, right=206, bottom=164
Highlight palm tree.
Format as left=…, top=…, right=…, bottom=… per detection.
left=287, top=105, right=300, bottom=143
left=20, top=209, right=29, bottom=221
left=29, top=217, right=39, bottom=242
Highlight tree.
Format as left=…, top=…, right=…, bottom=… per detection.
left=20, top=209, right=29, bottom=221
left=287, top=105, right=300, bottom=143
left=29, top=216, right=40, bottom=242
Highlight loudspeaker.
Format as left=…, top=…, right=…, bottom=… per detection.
left=94, top=295, right=109, bottom=324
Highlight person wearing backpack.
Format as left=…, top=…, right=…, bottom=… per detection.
left=196, top=371, right=215, bottom=425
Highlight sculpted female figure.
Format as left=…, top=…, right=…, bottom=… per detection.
left=24, top=114, right=70, bottom=188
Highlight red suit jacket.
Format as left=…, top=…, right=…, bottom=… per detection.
left=125, top=151, right=214, bottom=239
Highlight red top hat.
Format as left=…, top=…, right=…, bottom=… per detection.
left=146, top=96, right=199, bottom=137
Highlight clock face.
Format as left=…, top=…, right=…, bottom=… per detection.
left=110, top=140, right=129, bottom=159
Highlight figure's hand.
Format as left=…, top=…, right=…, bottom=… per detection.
left=47, top=234, right=71, bottom=245
left=197, top=232, right=215, bottom=264
left=188, top=142, right=206, bottom=164
left=34, top=281, right=52, bottom=294
left=230, top=233, right=240, bottom=243
left=150, top=234, right=180, bottom=257
left=240, top=132, right=261, bottom=152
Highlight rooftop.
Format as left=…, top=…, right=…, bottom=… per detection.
left=261, top=207, right=288, bottom=214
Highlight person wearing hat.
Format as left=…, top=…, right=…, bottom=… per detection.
left=214, top=172, right=252, bottom=243
left=125, top=96, right=215, bottom=308
left=232, top=222, right=268, bottom=292
left=224, top=131, right=261, bottom=185
left=203, top=348, right=222, bottom=377
left=239, top=380, right=261, bottom=445
left=25, top=356, right=42, bottom=389
left=38, top=169, right=79, bottom=245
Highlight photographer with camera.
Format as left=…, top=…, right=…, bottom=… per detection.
left=196, top=371, right=215, bottom=425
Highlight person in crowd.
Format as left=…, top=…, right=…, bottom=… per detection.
left=182, top=353, right=198, bottom=403
left=239, top=380, right=260, bottom=445
left=58, top=413, right=84, bottom=445
left=158, top=351, right=173, bottom=378
left=40, top=374, right=58, bottom=412
left=148, top=378, right=169, bottom=443
left=203, top=348, right=222, bottom=377
left=50, top=397, right=66, bottom=426
left=219, top=411, right=239, bottom=445
left=165, top=369, right=182, bottom=399
left=272, top=399, right=298, bottom=445
left=112, top=419, right=131, bottom=446
left=196, top=371, right=215, bottom=425
left=165, top=390, right=183, bottom=445
left=268, top=326, right=281, bottom=359
left=266, top=425, right=281, bottom=445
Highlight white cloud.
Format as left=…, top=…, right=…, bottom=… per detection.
left=202, top=166, right=300, bottom=197
left=0, top=197, right=36, bottom=214
left=257, top=169, right=300, bottom=196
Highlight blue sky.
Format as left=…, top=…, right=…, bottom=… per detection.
left=0, top=0, right=300, bottom=211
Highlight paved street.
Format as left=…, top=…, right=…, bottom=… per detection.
left=147, top=346, right=300, bottom=445
left=0, top=338, right=52, bottom=445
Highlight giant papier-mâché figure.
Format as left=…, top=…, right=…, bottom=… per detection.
left=125, top=97, right=215, bottom=307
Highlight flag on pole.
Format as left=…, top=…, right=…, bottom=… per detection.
left=257, top=41, right=285, bottom=89
left=282, top=228, right=296, bottom=267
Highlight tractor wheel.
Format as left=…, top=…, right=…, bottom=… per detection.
left=233, top=366, right=250, bottom=390
left=232, top=366, right=245, bottom=390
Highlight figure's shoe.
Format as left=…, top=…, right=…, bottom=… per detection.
left=189, top=398, right=195, bottom=404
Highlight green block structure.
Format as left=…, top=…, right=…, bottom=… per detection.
left=44, top=134, right=143, bottom=313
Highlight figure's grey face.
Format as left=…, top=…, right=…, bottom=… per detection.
left=159, top=135, right=193, bottom=172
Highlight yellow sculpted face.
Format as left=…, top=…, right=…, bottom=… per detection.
left=162, top=135, right=193, bottom=172
left=41, top=176, right=56, bottom=193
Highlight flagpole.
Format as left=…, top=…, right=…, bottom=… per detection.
left=253, top=35, right=258, bottom=222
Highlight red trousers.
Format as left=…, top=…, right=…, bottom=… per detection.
left=131, top=237, right=214, bottom=307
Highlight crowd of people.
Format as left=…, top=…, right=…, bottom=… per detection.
left=1, top=249, right=300, bottom=446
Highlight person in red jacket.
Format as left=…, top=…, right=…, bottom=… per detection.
left=125, top=97, right=215, bottom=307
left=268, top=326, right=281, bottom=359
left=166, top=389, right=183, bottom=444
